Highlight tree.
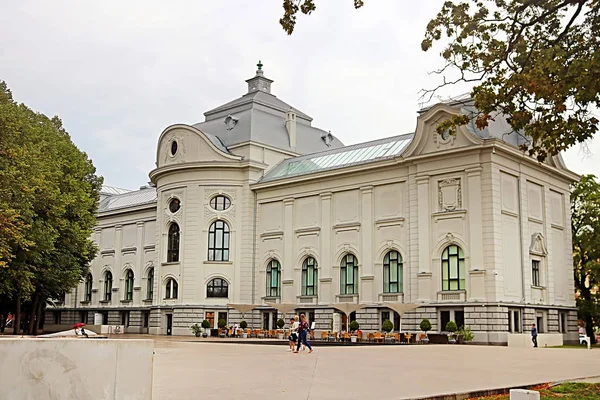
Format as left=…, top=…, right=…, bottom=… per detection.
left=422, top=0, right=600, bottom=162
left=571, top=174, right=600, bottom=345
left=279, top=0, right=364, bottom=34
left=0, top=81, right=102, bottom=334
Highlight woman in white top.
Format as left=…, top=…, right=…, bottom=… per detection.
left=287, top=315, right=299, bottom=352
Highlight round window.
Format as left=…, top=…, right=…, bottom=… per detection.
left=171, top=140, right=178, bottom=156
left=210, top=195, right=231, bottom=211
left=169, top=198, right=181, bottom=213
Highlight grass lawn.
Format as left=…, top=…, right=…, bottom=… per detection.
left=470, top=383, right=600, bottom=399
left=549, top=344, right=600, bottom=349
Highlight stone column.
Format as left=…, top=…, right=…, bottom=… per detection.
left=282, top=198, right=294, bottom=302
left=320, top=192, right=333, bottom=304
left=114, top=225, right=123, bottom=301
left=416, top=175, right=432, bottom=302
left=360, top=186, right=374, bottom=303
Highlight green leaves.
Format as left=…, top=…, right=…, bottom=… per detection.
left=279, top=0, right=365, bottom=35
left=0, top=81, right=102, bottom=304
left=422, top=0, right=600, bottom=160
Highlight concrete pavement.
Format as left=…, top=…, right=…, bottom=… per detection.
left=150, top=339, right=600, bottom=400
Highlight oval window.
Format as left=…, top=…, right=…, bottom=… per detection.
left=171, top=140, right=178, bottom=156
left=210, top=195, right=231, bottom=211
left=169, top=198, right=181, bottom=213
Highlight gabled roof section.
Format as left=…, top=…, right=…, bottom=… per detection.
left=261, top=133, right=414, bottom=182
left=100, top=185, right=133, bottom=196
left=98, top=187, right=157, bottom=213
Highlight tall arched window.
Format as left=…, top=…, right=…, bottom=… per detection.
left=84, top=273, right=93, bottom=302
left=104, top=271, right=113, bottom=301
left=301, top=257, right=318, bottom=296
left=441, top=245, right=465, bottom=291
left=125, top=269, right=134, bottom=300
left=146, top=268, right=154, bottom=300
left=207, top=278, right=229, bottom=298
left=383, top=251, right=403, bottom=293
left=266, top=260, right=281, bottom=297
left=165, top=278, right=178, bottom=299
left=167, top=223, right=180, bottom=262
left=208, top=220, right=230, bottom=261
left=340, top=254, right=358, bottom=295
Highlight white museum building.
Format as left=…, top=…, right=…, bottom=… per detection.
left=47, top=63, right=579, bottom=344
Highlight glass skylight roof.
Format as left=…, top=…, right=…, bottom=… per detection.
left=261, top=133, right=414, bottom=182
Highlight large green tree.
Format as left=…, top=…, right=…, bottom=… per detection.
left=277, top=1, right=599, bottom=161
left=571, top=174, right=600, bottom=344
left=0, top=82, right=102, bottom=334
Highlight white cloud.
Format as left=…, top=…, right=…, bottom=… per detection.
left=1, top=0, right=597, bottom=188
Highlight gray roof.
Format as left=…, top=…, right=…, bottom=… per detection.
left=193, top=67, right=344, bottom=155
left=100, top=185, right=133, bottom=196
left=261, top=133, right=414, bottom=182
left=98, top=187, right=157, bottom=213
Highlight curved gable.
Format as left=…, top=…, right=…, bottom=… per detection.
left=403, top=103, right=483, bottom=158
left=156, top=124, right=241, bottom=168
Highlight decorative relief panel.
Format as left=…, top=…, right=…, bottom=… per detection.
left=201, top=188, right=237, bottom=224
left=438, top=178, right=462, bottom=212
left=162, top=132, right=186, bottom=165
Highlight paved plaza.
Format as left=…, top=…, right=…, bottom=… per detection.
left=150, top=338, right=600, bottom=400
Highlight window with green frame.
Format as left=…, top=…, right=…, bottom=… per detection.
left=340, top=254, right=358, bottom=295
left=441, top=245, right=465, bottom=291
left=125, top=269, right=134, bottom=300
left=301, top=257, right=318, bottom=296
left=266, top=260, right=281, bottom=297
left=383, top=250, right=403, bottom=293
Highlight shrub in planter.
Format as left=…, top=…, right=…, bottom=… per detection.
left=382, top=319, right=394, bottom=333
left=445, top=321, right=458, bottom=333
left=240, top=320, right=248, bottom=330
left=277, top=318, right=285, bottom=329
left=218, top=319, right=227, bottom=329
left=419, top=319, right=432, bottom=333
left=349, top=320, right=360, bottom=332
left=190, top=323, right=202, bottom=337
left=457, top=326, right=475, bottom=342
left=201, top=320, right=211, bottom=329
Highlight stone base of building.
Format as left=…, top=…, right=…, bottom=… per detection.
left=45, top=303, right=578, bottom=346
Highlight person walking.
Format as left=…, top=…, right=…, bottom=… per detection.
left=531, top=323, right=538, bottom=348
left=287, top=317, right=298, bottom=352
left=294, top=314, right=313, bottom=354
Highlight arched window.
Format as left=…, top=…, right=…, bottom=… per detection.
left=125, top=269, right=134, bottom=301
left=165, top=278, right=178, bottom=299
left=146, top=268, right=154, bottom=300
left=266, top=260, right=281, bottom=297
left=207, top=278, right=229, bottom=298
left=383, top=251, right=403, bottom=293
left=104, top=271, right=113, bottom=301
left=84, top=273, right=93, bottom=302
left=208, top=220, right=230, bottom=261
left=340, top=254, right=358, bottom=295
left=167, top=223, right=180, bottom=262
left=301, top=257, right=318, bottom=296
left=441, top=245, right=465, bottom=291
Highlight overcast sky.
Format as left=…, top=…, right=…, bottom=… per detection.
left=1, top=0, right=598, bottom=190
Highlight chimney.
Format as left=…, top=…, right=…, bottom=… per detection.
left=285, top=109, right=297, bottom=149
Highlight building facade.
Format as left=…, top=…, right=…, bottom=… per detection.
left=48, top=64, right=579, bottom=344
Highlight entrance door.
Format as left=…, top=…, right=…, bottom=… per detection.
left=166, top=314, right=173, bottom=336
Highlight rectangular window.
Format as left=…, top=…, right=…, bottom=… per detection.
left=102, top=311, right=109, bottom=325
left=53, top=311, right=61, bottom=325
left=218, top=312, right=228, bottom=327
left=508, top=309, right=521, bottom=333
left=532, top=260, right=540, bottom=286
left=381, top=311, right=390, bottom=328
left=206, top=312, right=215, bottom=329
left=79, top=311, right=88, bottom=324
left=440, top=311, right=450, bottom=331
left=121, top=311, right=130, bottom=327
left=143, top=311, right=150, bottom=328
left=560, top=312, right=567, bottom=333
left=455, top=311, right=465, bottom=330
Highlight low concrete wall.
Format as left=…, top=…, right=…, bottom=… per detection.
left=507, top=333, right=563, bottom=348
left=0, top=338, right=153, bottom=399
left=42, top=324, right=102, bottom=334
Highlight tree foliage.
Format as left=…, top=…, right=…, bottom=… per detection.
left=571, top=174, right=600, bottom=344
left=0, top=81, right=102, bottom=334
left=279, top=0, right=364, bottom=35
left=422, top=0, right=600, bottom=161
